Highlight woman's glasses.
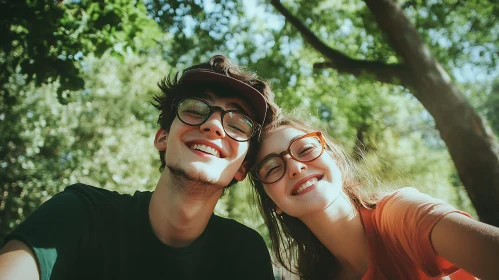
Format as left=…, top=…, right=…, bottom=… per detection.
left=253, top=132, right=326, bottom=184
left=176, top=97, right=261, bottom=142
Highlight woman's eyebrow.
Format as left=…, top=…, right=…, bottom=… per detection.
left=257, top=152, right=280, bottom=164
left=260, top=135, right=304, bottom=160
left=289, top=135, right=302, bottom=143
left=261, top=135, right=304, bottom=159
left=264, top=152, right=280, bottom=158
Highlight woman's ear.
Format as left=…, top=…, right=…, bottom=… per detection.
left=266, top=196, right=283, bottom=215
left=154, top=129, right=168, bottom=151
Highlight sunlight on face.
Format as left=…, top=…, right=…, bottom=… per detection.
left=256, top=126, right=344, bottom=218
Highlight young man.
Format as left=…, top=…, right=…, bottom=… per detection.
left=0, top=55, right=279, bottom=280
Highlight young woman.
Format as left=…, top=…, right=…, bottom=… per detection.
left=250, top=115, right=499, bottom=280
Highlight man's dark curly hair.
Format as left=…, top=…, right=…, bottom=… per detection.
left=151, top=55, right=279, bottom=189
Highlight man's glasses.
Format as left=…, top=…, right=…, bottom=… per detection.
left=253, top=132, right=326, bottom=184
left=176, top=97, right=261, bottom=142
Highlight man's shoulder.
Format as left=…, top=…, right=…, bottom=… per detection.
left=62, top=183, right=151, bottom=212
left=65, top=183, right=149, bottom=202
left=210, top=215, right=263, bottom=239
left=65, top=183, right=125, bottom=197
left=211, top=214, right=250, bottom=229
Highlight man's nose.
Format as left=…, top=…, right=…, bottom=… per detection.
left=199, top=112, right=226, bottom=138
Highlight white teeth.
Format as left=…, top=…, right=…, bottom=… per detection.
left=294, top=177, right=318, bottom=194
left=191, top=144, right=220, bottom=157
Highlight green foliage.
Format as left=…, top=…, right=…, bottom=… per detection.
left=483, top=81, right=499, bottom=136
left=486, top=97, right=499, bottom=135
left=145, top=0, right=251, bottom=65
left=0, top=0, right=160, bottom=103
left=402, top=0, right=499, bottom=76
left=0, top=53, right=168, bottom=242
left=465, top=78, right=499, bottom=137
left=260, top=0, right=497, bottom=82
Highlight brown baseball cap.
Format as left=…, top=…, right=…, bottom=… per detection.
left=178, top=62, right=268, bottom=125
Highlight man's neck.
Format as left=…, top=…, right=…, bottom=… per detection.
left=148, top=171, right=223, bottom=247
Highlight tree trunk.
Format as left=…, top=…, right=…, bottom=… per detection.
left=364, top=0, right=499, bottom=225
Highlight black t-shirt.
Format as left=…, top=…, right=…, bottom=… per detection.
left=5, top=184, right=275, bottom=280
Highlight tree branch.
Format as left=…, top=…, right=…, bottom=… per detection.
left=313, top=60, right=413, bottom=88
left=270, top=0, right=414, bottom=88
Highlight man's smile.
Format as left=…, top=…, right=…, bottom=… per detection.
left=190, top=143, right=220, bottom=157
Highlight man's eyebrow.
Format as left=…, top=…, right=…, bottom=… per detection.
left=196, top=93, right=250, bottom=116
left=197, top=93, right=215, bottom=102
left=227, top=102, right=250, bottom=116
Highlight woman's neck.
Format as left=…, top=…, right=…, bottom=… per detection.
left=300, top=192, right=370, bottom=278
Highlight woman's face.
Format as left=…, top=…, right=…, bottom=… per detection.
left=256, top=126, right=344, bottom=218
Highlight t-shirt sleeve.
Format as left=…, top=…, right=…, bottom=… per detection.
left=372, top=187, right=473, bottom=278
left=4, top=186, right=94, bottom=280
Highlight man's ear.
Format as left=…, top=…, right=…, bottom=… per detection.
left=154, top=128, right=168, bottom=151
left=234, top=160, right=250, bottom=181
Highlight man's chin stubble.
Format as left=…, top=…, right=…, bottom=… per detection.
left=167, top=164, right=226, bottom=194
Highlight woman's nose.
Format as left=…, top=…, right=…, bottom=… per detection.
left=286, top=156, right=307, bottom=178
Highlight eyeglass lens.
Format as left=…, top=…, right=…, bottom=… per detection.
left=177, top=98, right=255, bottom=141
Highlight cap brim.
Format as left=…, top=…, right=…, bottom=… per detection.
left=179, top=69, right=267, bottom=125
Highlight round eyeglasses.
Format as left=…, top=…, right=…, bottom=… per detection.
left=253, top=132, right=326, bottom=184
left=176, top=97, right=261, bottom=142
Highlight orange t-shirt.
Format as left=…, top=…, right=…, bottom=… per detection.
left=360, top=187, right=476, bottom=280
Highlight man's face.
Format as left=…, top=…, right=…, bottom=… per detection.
left=155, top=90, right=256, bottom=189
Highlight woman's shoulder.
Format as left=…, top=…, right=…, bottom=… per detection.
left=378, top=187, right=445, bottom=209
left=371, top=187, right=467, bottom=230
